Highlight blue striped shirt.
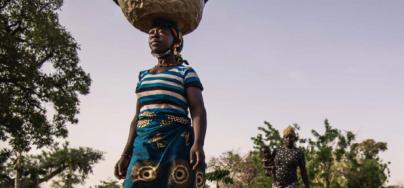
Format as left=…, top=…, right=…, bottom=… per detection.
left=135, top=65, right=203, bottom=120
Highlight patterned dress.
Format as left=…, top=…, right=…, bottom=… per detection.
left=123, top=65, right=205, bottom=188
left=272, top=147, right=305, bottom=188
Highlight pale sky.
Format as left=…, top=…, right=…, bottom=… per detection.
left=58, top=0, right=404, bottom=186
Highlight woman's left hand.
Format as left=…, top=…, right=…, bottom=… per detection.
left=190, top=144, right=205, bottom=170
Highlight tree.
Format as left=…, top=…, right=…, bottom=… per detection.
left=206, top=169, right=233, bottom=188
left=207, top=150, right=271, bottom=188
left=0, top=143, right=103, bottom=187
left=0, top=0, right=98, bottom=187
left=305, top=119, right=353, bottom=188
left=93, top=179, right=121, bottom=188
left=306, top=121, right=390, bottom=188
left=345, top=139, right=389, bottom=188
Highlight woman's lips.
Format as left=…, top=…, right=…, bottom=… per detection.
left=150, top=40, right=160, bottom=46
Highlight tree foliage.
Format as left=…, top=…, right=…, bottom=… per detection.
left=0, top=144, right=103, bottom=187
left=303, top=119, right=353, bottom=188
left=207, top=151, right=271, bottom=188
left=206, top=168, right=233, bottom=188
left=0, top=0, right=91, bottom=152
left=93, top=179, right=121, bottom=188
left=0, top=0, right=98, bottom=187
left=345, top=139, right=389, bottom=188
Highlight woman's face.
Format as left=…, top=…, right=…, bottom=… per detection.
left=283, top=135, right=296, bottom=148
left=148, top=27, right=174, bottom=54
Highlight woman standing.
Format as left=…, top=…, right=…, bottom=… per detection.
left=262, top=126, right=310, bottom=188
left=114, top=19, right=207, bottom=188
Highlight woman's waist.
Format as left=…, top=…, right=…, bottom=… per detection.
left=139, top=103, right=188, bottom=116
left=137, top=111, right=191, bottom=128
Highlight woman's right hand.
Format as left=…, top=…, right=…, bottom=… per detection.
left=114, top=155, right=131, bottom=179
left=260, top=145, right=273, bottom=176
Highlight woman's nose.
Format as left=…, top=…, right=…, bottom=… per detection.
left=149, top=30, right=159, bottom=37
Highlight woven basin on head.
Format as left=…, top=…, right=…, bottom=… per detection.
left=114, top=0, right=206, bottom=35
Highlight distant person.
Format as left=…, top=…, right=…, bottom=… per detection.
left=261, top=126, right=310, bottom=188
left=114, top=19, right=207, bottom=188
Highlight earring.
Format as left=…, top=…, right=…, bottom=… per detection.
left=173, top=44, right=180, bottom=55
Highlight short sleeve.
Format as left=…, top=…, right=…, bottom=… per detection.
left=135, top=70, right=147, bottom=92
left=184, top=67, right=203, bottom=91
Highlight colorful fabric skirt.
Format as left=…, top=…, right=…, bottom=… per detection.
left=123, top=113, right=205, bottom=188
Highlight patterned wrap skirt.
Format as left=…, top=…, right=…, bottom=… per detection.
left=123, top=113, right=205, bottom=188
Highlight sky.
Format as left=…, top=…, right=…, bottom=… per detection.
left=57, top=0, right=404, bottom=186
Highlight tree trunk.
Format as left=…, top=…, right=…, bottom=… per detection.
left=14, top=169, right=20, bottom=188
left=325, top=163, right=331, bottom=188
left=325, top=178, right=330, bottom=188
left=14, top=153, right=22, bottom=188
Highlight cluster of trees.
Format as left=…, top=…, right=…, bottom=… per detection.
left=206, top=120, right=393, bottom=188
left=1, top=0, right=103, bottom=187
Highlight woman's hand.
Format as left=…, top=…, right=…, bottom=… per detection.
left=190, top=144, right=205, bottom=170
left=186, top=86, right=207, bottom=171
left=114, top=155, right=131, bottom=179
left=260, top=145, right=274, bottom=177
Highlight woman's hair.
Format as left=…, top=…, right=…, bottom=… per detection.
left=151, top=19, right=188, bottom=65
left=283, top=126, right=297, bottom=138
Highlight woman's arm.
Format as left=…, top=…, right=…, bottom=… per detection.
left=121, top=101, right=141, bottom=156
left=186, top=87, right=207, bottom=170
left=114, top=101, right=141, bottom=179
left=299, top=156, right=310, bottom=188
